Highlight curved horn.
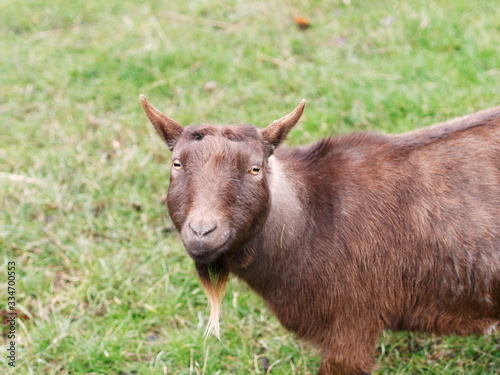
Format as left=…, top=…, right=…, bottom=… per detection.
left=140, top=95, right=184, bottom=151
left=261, top=99, right=306, bottom=152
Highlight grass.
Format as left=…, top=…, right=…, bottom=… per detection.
left=1, top=0, right=500, bottom=373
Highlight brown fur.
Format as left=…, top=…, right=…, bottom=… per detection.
left=140, top=95, right=500, bottom=374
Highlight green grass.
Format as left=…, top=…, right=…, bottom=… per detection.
left=1, top=0, right=500, bottom=373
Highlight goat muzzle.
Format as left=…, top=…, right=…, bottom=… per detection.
left=181, top=216, right=230, bottom=264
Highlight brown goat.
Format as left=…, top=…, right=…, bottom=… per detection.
left=140, top=95, right=500, bottom=375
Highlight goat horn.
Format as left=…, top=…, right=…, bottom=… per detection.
left=270, top=99, right=307, bottom=128
left=262, top=99, right=307, bottom=151
left=140, top=95, right=184, bottom=150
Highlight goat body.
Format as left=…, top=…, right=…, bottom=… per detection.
left=141, top=96, right=500, bottom=375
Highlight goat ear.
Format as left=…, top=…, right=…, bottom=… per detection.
left=261, top=99, right=306, bottom=154
left=140, top=95, right=184, bottom=151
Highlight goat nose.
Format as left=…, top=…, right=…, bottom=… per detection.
left=189, top=220, right=217, bottom=238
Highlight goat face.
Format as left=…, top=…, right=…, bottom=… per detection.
left=140, top=95, right=305, bottom=265
left=167, top=125, right=271, bottom=264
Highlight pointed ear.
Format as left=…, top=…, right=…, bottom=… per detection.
left=261, top=99, right=306, bottom=154
left=140, top=95, right=184, bottom=151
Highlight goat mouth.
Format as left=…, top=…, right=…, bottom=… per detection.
left=186, top=241, right=229, bottom=264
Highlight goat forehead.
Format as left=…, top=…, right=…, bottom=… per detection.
left=182, top=124, right=261, bottom=141
left=178, top=132, right=263, bottom=166
left=186, top=139, right=241, bottom=165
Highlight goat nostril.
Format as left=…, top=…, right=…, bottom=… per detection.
left=189, top=221, right=217, bottom=238
left=188, top=222, right=196, bottom=234
left=202, top=225, right=217, bottom=236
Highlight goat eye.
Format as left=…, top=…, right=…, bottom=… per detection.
left=173, top=159, right=182, bottom=170
left=249, top=165, right=261, bottom=175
